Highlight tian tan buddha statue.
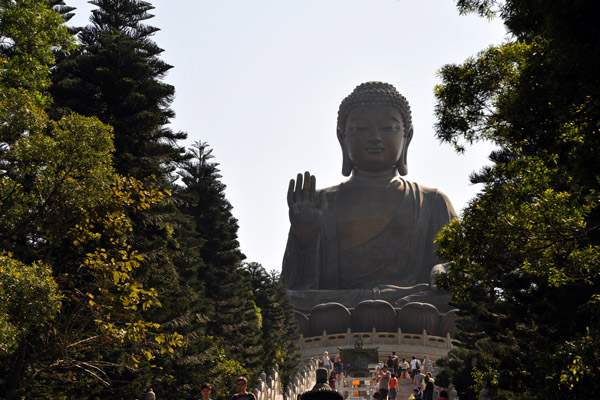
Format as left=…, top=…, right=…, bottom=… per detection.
left=281, top=82, right=457, bottom=318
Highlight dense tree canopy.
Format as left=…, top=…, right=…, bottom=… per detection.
left=0, top=1, right=176, bottom=398
left=434, top=1, right=600, bottom=399
left=51, top=0, right=187, bottom=180
left=1, top=1, right=300, bottom=399
left=177, top=142, right=263, bottom=378
left=244, top=263, right=300, bottom=386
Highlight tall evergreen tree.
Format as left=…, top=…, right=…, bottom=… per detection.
left=433, top=1, right=600, bottom=399
left=50, top=1, right=187, bottom=273
left=0, top=1, right=176, bottom=398
left=51, top=0, right=187, bottom=180
left=50, top=1, right=76, bottom=22
left=49, top=2, right=193, bottom=396
left=244, top=263, right=300, bottom=386
left=177, top=142, right=263, bottom=381
left=48, top=2, right=299, bottom=396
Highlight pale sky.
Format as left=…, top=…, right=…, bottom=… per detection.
left=66, top=0, right=507, bottom=273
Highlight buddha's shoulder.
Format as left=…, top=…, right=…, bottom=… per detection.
left=402, top=180, right=455, bottom=206
left=404, top=180, right=444, bottom=195
left=315, top=179, right=448, bottom=196
left=316, top=182, right=345, bottom=195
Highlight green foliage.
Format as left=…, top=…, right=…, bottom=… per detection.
left=0, top=2, right=182, bottom=397
left=137, top=141, right=278, bottom=398
left=435, top=42, right=524, bottom=152
left=202, top=344, right=250, bottom=398
left=1, top=1, right=302, bottom=397
left=0, top=0, right=75, bottom=93
left=434, top=1, right=600, bottom=399
left=51, top=0, right=187, bottom=180
left=437, top=157, right=599, bottom=297
left=47, top=2, right=197, bottom=396
left=0, top=0, right=74, bottom=147
left=0, top=254, right=61, bottom=356
left=177, top=141, right=263, bottom=378
left=244, top=263, right=300, bottom=386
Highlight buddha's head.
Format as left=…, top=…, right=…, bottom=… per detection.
left=337, top=82, right=413, bottom=176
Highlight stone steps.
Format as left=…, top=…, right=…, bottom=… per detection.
left=395, top=378, right=417, bottom=400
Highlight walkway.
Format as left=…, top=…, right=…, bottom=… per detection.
left=396, top=378, right=416, bottom=400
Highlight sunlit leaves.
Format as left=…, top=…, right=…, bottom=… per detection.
left=0, top=88, right=48, bottom=143
left=0, top=2, right=179, bottom=395
left=434, top=1, right=600, bottom=397
left=437, top=156, right=600, bottom=300
left=0, top=253, right=60, bottom=356
left=435, top=42, right=527, bottom=152
left=0, top=0, right=75, bottom=93
left=72, top=176, right=171, bottom=351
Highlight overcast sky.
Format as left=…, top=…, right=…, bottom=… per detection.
left=66, top=0, right=507, bottom=273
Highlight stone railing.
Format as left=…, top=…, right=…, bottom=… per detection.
left=299, top=328, right=456, bottom=363
left=301, top=328, right=454, bottom=349
left=252, top=365, right=282, bottom=400
left=252, top=359, right=319, bottom=400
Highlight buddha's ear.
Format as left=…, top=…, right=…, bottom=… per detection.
left=337, top=126, right=352, bottom=177
left=397, top=124, right=413, bottom=176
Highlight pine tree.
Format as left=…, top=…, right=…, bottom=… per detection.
left=51, top=0, right=187, bottom=180
left=49, top=2, right=193, bottom=396
left=50, top=1, right=187, bottom=270
left=50, top=1, right=76, bottom=22
left=48, top=2, right=299, bottom=395
left=177, top=142, right=263, bottom=380
left=244, top=263, right=300, bottom=385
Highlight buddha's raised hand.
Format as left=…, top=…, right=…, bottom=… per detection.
left=287, top=171, right=327, bottom=248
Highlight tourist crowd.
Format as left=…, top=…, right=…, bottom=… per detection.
left=188, top=353, right=450, bottom=400
left=319, top=351, right=449, bottom=400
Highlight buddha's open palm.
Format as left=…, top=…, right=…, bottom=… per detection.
left=287, top=171, right=327, bottom=245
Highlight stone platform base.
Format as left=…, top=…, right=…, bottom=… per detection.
left=299, top=329, right=455, bottom=363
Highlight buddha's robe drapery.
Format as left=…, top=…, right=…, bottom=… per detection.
left=281, top=178, right=456, bottom=293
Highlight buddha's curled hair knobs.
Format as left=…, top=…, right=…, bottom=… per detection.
left=337, top=81, right=412, bottom=133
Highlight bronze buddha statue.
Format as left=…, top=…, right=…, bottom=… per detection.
left=282, top=82, right=456, bottom=314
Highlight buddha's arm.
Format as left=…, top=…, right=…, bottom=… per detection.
left=376, top=284, right=432, bottom=301
left=427, top=190, right=457, bottom=289
left=287, top=171, right=328, bottom=250
left=281, top=228, right=322, bottom=290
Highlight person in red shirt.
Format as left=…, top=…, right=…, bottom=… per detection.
left=388, top=374, right=398, bottom=400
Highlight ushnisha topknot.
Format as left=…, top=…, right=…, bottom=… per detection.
left=337, top=81, right=413, bottom=134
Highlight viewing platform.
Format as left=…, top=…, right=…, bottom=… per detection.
left=298, top=328, right=456, bottom=362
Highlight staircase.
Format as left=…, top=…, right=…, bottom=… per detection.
left=396, top=378, right=416, bottom=400
left=252, top=361, right=438, bottom=400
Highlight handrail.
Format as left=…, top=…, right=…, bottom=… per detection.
left=252, top=359, right=319, bottom=400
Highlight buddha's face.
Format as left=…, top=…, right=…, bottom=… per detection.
left=342, top=106, right=405, bottom=173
